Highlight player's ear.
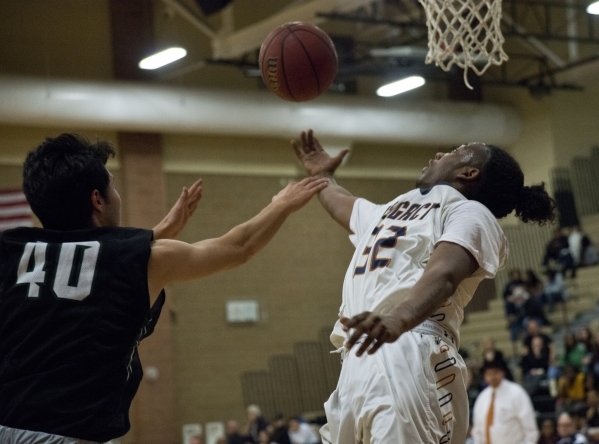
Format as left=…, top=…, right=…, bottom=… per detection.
left=456, top=166, right=480, bottom=182
left=90, top=189, right=104, bottom=212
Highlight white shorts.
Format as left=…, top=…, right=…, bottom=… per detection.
left=320, top=331, right=468, bottom=444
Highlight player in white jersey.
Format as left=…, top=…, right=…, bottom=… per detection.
left=291, top=130, right=556, bottom=444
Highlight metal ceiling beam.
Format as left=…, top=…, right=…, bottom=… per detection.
left=158, top=0, right=217, bottom=39
left=211, top=0, right=375, bottom=59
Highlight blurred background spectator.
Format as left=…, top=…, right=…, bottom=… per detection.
left=244, top=405, right=268, bottom=444
left=538, top=418, right=560, bottom=444
left=556, top=412, right=589, bottom=444
left=288, top=417, right=319, bottom=444
left=481, top=336, right=513, bottom=381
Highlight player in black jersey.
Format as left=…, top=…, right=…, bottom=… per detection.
left=0, top=133, right=327, bottom=444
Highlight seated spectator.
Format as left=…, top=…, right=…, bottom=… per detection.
left=587, top=390, right=599, bottom=442
left=481, top=336, right=513, bottom=381
left=543, top=270, right=568, bottom=313
left=504, top=268, right=525, bottom=301
left=270, top=413, right=291, bottom=444
left=226, top=419, right=249, bottom=444
left=581, top=236, right=599, bottom=267
left=556, top=412, right=589, bottom=444
left=558, top=365, right=587, bottom=412
left=569, top=227, right=584, bottom=267
left=585, top=390, right=599, bottom=427
left=245, top=405, right=268, bottom=444
left=544, top=229, right=576, bottom=278
left=521, top=336, right=550, bottom=396
left=527, top=269, right=545, bottom=299
left=538, top=418, right=560, bottom=444
left=288, top=418, right=319, bottom=444
left=560, top=332, right=589, bottom=373
left=524, top=320, right=554, bottom=356
left=190, top=434, right=204, bottom=444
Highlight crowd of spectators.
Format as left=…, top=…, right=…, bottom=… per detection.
left=465, top=320, right=599, bottom=444
left=215, top=405, right=321, bottom=444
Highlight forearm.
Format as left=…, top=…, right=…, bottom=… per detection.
left=389, top=269, right=457, bottom=333
left=315, top=173, right=356, bottom=232
left=198, top=200, right=291, bottom=263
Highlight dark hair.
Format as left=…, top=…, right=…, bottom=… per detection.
left=23, top=133, right=116, bottom=230
left=469, top=145, right=556, bottom=224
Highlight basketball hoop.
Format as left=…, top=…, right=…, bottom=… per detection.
left=418, top=0, right=508, bottom=89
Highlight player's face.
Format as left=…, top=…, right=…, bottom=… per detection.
left=415, top=144, right=480, bottom=188
left=104, top=171, right=122, bottom=227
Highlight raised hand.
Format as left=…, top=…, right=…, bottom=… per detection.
left=272, top=176, right=328, bottom=213
left=340, top=311, right=405, bottom=357
left=153, top=178, right=203, bottom=240
left=291, top=129, right=349, bottom=177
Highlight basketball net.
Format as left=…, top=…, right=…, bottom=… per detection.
left=419, top=0, right=508, bottom=89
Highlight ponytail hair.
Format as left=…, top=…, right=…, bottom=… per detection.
left=471, top=145, right=556, bottom=225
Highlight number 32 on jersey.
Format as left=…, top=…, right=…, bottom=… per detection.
left=16, top=241, right=101, bottom=301
left=354, top=225, right=407, bottom=276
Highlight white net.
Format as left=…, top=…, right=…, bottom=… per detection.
left=418, top=0, right=508, bottom=89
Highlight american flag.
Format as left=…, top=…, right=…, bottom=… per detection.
left=0, top=189, right=33, bottom=232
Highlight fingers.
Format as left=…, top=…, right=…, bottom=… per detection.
left=333, top=149, right=350, bottom=166
left=341, top=312, right=392, bottom=357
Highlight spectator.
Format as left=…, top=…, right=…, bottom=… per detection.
left=543, top=270, right=568, bottom=313
left=569, top=226, right=584, bottom=267
left=288, top=418, right=319, bottom=444
left=270, top=414, right=291, bottom=444
left=527, top=269, right=545, bottom=299
left=560, top=333, right=588, bottom=372
left=556, top=412, right=589, bottom=444
left=226, top=419, right=248, bottom=444
left=581, top=236, right=599, bottom=267
left=481, top=336, right=513, bottom=381
left=544, top=229, right=576, bottom=278
left=521, top=336, right=550, bottom=396
left=506, top=285, right=532, bottom=344
left=558, top=365, right=586, bottom=412
left=524, top=320, right=555, bottom=358
left=538, top=418, right=560, bottom=444
left=190, top=435, right=204, bottom=444
left=258, top=430, right=271, bottom=444
left=245, top=405, right=268, bottom=444
left=579, top=327, right=594, bottom=357
left=471, top=361, right=539, bottom=444
left=586, top=390, right=599, bottom=442
left=504, top=268, right=525, bottom=301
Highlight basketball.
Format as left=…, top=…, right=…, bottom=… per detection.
left=259, top=22, right=338, bottom=102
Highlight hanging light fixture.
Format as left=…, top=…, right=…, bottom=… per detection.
left=376, top=76, right=426, bottom=97
left=587, top=0, right=599, bottom=14
left=139, top=47, right=187, bottom=70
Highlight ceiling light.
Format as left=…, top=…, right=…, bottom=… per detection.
left=139, top=47, right=187, bottom=70
left=376, top=76, right=426, bottom=97
left=588, top=1, right=599, bottom=14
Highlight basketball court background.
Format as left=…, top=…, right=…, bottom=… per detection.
left=0, top=1, right=599, bottom=443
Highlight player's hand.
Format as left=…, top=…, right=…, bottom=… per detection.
left=291, top=129, right=349, bottom=177
left=272, top=176, right=328, bottom=213
left=340, top=312, right=405, bottom=356
left=153, top=178, right=203, bottom=240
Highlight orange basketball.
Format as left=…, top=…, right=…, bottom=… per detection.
left=259, top=22, right=338, bottom=102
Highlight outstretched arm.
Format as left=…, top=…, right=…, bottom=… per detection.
left=292, top=130, right=357, bottom=232
left=153, top=178, right=203, bottom=240
left=148, top=177, right=328, bottom=300
left=341, top=241, right=479, bottom=356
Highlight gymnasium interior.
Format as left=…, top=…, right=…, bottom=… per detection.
left=1, top=0, right=599, bottom=443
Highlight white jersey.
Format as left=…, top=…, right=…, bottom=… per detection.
left=331, top=184, right=508, bottom=349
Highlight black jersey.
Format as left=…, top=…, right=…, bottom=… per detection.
left=0, top=227, right=164, bottom=442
